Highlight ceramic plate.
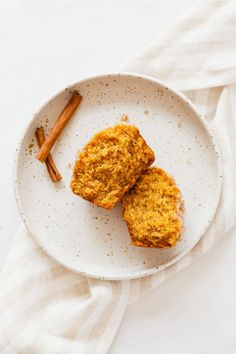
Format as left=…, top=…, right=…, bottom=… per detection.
left=15, top=73, right=222, bottom=280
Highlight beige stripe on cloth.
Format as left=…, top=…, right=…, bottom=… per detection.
left=1, top=0, right=236, bottom=352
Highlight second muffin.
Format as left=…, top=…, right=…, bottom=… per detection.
left=121, top=167, right=183, bottom=248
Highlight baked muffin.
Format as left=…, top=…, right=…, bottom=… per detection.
left=121, top=167, right=183, bottom=248
left=71, top=125, right=155, bottom=209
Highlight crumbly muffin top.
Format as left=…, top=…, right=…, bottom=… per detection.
left=121, top=167, right=183, bottom=247
left=71, top=125, right=155, bottom=209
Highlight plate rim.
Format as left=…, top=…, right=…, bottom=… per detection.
left=14, top=72, right=223, bottom=280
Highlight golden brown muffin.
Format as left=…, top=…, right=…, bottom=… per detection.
left=121, top=167, right=183, bottom=248
left=71, top=125, right=155, bottom=209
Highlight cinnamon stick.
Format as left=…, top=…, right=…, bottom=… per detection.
left=36, top=91, right=82, bottom=162
left=35, top=127, right=62, bottom=182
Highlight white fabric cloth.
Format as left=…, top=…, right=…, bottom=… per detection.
left=1, top=0, right=236, bottom=352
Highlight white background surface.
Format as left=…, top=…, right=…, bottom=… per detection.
left=1, top=0, right=236, bottom=353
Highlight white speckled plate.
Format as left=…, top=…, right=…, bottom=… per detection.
left=15, top=73, right=222, bottom=280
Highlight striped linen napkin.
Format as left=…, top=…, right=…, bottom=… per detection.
left=1, top=0, right=236, bottom=352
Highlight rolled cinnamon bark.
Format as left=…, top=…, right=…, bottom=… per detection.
left=36, top=91, right=82, bottom=162
left=35, top=127, right=62, bottom=182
